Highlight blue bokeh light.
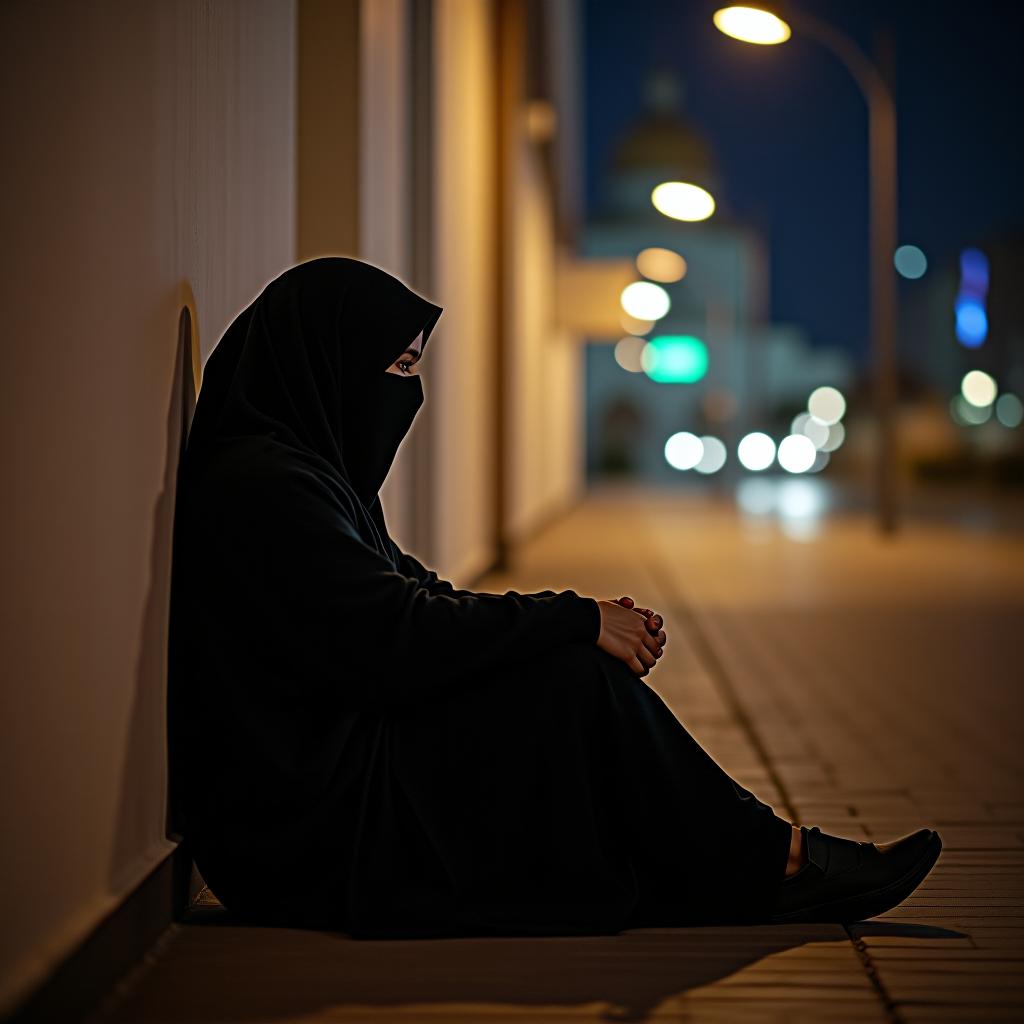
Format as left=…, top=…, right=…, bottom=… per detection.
left=955, top=298, right=988, bottom=347
left=960, top=248, right=989, bottom=297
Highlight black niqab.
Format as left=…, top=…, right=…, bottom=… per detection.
left=168, top=257, right=792, bottom=939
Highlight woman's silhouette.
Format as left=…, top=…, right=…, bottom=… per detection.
left=168, top=257, right=940, bottom=939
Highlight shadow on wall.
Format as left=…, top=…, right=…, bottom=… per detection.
left=107, top=300, right=198, bottom=893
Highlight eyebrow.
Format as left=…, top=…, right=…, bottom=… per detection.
left=400, top=348, right=422, bottom=361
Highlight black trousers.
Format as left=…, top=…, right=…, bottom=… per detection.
left=324, top=640, right=796, bottom=937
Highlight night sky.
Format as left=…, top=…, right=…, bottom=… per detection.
left=583, top=0, right=1024, bottom=365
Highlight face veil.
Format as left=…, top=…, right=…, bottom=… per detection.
left=182, top=256, right=443, bottom=508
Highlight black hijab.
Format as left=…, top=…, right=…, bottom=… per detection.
left=182, top=257, right=443, bottom=516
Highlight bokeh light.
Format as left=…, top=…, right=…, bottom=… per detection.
left=995, top=393, right=1023, bottom=428
left=737, top=432, right=776, bottom=471
left=819, top=421, right=846, bottom=452
left=807, top=386, right=846, bottom=425
left=651, top=182, right=716, bottom=222
left=641, top=335, right=708, bottom=383
left=664, top=431, right=704, bottom=471
left=777, top=434, right=817, bottom=474
left=712, top=6, right=791, bottom=45
left=695, top=436, right=727, bottom=474
left=736, top=478, right=775, bottom=516
left=613, top=336, right=646, bottom=373
left=960, top=248, right=989, bottom=293
left=621, top=281, right=671, bottom=321
left=955, top=298, right=988, bottom=348
left=636, top=247, right=687, bottom=283
left=894, top=244, right=927, bottom=279
left=792, top=411, right=830, bottom=449
left=950, top=396, right=991, bottom=425
left=808, top=450, right=831, bottom=473
left=961, top=369, right=997, bottom=408
left=619, top=312, right=654, bottom=336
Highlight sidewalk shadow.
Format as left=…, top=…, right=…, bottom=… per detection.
left=119, top=915, right=967, bottom=1023
left=851, top=921, right=969, bottom=940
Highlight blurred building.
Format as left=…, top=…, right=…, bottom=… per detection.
left=581, top=72, right=854, bottom=485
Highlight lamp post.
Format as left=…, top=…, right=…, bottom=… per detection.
left=714, top=5, right=899, bottom=535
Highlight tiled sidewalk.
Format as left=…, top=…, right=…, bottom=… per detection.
left=92, top=485, right=1023, bottom=1023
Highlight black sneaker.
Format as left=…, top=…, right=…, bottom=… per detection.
left=769, top=825, right=942, bottom=924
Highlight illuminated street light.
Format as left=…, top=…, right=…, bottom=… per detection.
left=714, top=3, right=901, bottom=535
left=713, top=6, right=791, bottom=45
left=651, top=182, right=716, bottom=222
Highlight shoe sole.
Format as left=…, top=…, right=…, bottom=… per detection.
left=768, top=830, right=943, bottom=925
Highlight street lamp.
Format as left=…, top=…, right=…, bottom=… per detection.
left=714, top=3, right=900, bottom=536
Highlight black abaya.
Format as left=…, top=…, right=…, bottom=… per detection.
left=168, top=257, right=792, bottom=939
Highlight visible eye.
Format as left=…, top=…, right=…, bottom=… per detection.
left=397, top=359, right=415, bottom=374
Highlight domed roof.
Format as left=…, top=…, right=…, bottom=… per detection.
left=604, top=71, right=719, bottom=215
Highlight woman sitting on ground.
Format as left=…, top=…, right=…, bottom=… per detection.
left=168, top=257, right=941, bottom=938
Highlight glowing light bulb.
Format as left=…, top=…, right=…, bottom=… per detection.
left=651, top=182, right=715, bottom=222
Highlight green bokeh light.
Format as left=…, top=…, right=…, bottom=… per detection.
left=641, top=335, right=708, bottom=383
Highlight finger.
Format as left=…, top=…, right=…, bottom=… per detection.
left=641, top=632, right=661, bottom=656
left=637, top=646, right=657, bottom=669
left=618, top=596, right=634, bottom=607
left=628, top=656, right=645, bottom=676
left=658, top=629, right=667, bottom=646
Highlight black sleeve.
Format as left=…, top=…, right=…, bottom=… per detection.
left=390, top=543, right=560, bottom=602
left=255, top=470, right=602, bottom=711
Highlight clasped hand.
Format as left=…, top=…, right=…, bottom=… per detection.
left=596, top=595, right=667, bottom=678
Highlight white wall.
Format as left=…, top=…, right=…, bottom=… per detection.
left=429, top=0, right=497, bottom=580
left=360, top=0, right=420, bottom=551
left=0, top=1, right=295, bottom=1012
left=505, top=114, right=586, bottom=542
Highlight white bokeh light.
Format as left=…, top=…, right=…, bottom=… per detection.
left=737, top=432, right=776, bottom=471
left=613, top=336, right=646, bottom=373
left=797, top=414, right=830, bottom=449
left=820, top=421, right=846, bottom=452
left=961, top=370, right=997, bottom=408
left=664, top=431, right=704, bottom=470
left=778, top=434, right=817, bottom=474
left=695, top=436, right=727, bottom=474
left=621, top=281, right=671, bottom=321
left=995, top=393, right=1023, bottom=428
left=807, top=386, right=846, bottom=425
